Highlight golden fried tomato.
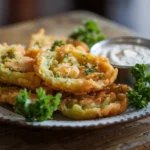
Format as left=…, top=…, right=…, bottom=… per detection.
left=26, top=29, right=89, bottom=58
left=59, top=84, right=130, bottom=120
left=0, top=44, right=42, bottom=89
left=26, top=29, right=67, bottom=58
left=35, top=44, right=118, bottom=94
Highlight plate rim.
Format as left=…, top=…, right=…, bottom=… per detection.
left=0, top=104, right=149, bottom=129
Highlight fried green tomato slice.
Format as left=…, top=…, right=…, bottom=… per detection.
left=0, top=44, right=42, bottom=89
left=59, top=84, right=130, bottom=120
left=26, top=29, right=67, bottom=58
left=26, top=29, right=89, bottom=58
left=35, top=44, right=118, bottom=94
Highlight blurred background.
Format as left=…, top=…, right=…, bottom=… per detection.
left=0, top=0, right=150, bottom=37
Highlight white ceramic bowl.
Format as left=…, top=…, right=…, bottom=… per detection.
left=91, top=36, right=150, bottom=86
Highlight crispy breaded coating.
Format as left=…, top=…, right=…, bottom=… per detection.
left=0, top=43, right=35, bottom=72
left=26, top=29, right=67, bottom=58
left=67, top=39, right=89, bottom=53
left=0, top=44, right=42, bottom=90
left=26, top=29, right=89, bottom=58
left=0, top=86, right=37, bottom=105
left=0, top=28, right=130, bottom=121
left=0, top=86, right=21, bottom=105
left=59, top=84, right=130, bottom=120
left=35, top=44, right=118, bottom=94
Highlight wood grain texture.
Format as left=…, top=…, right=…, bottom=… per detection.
left=0, top=10, right=149, bottom=150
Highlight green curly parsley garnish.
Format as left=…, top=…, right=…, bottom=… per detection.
left=127, top=64, right=150, bottom=109
left=50, top=40, right=65, bottom=51
left=69, top=20, right=105, bottom=48
left=14, top=88, right=62, bottom=121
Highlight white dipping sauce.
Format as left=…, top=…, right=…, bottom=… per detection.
left=92, top=44, right=150, bottom=66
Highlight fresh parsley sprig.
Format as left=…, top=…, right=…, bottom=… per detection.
left=69, top=20, right=105, bottom=48
left=14, top=88, right=62, bottom=121
left=127, top=64, right=150, bottom=109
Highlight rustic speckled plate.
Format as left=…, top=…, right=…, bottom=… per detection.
left=0, top=103, right=149, bottom=129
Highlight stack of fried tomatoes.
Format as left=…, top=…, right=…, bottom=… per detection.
left=0, top=29, right=130, bottom=120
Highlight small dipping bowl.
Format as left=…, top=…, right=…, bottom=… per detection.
left=90, top=36, right=150, bottom=86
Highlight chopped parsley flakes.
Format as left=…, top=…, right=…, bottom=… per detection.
left=99, top=75, right=104, bottom=79
left=1, top=50, right=15, bottom=62
left=50, top=40, right=65, bottom=51
left=84, top=64, right=98, bottom=75
left=54, top=73, right=61, bottom=78
left=64, top=53, right=69, bottom=58
left=85, top=68, right=95, bottom=75
left=35, top=41, right=42, bottom=48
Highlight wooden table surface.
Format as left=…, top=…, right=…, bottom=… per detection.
left=0, top=11, right=149, bottom=150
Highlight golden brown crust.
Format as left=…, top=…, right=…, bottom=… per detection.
left=0, top=44, right=35, bottom=72
left=26, top=29, right=67, bottom=58
left=35, top=44, right=118, bottom=94
left=0, top=86, right=21, bottom=105
left=0, top=86, right=37, bottom=105
left=26, top=29, right=90, bottom=58
left=0, top=44, right=43, bottom=90
left=0, top=28, right=130, bottom=121
left=67, top=39, right=89, bottom=53
left=59, top=84, right=130, bottom=120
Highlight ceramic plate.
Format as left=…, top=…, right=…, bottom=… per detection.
left=0, top=103, right=149, bottom=129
